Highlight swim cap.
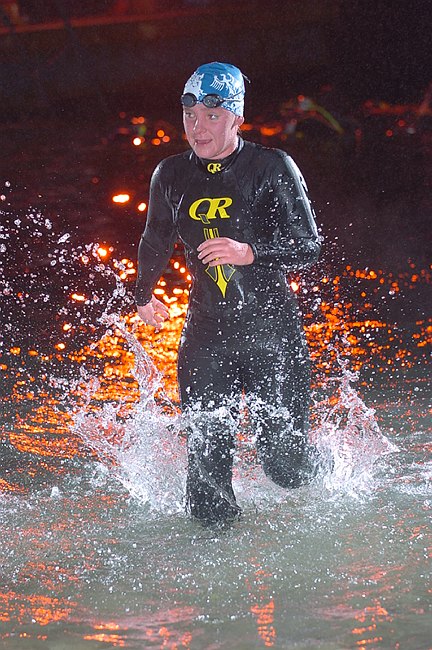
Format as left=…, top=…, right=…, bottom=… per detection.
left=183, top=62, right=246, bottom=116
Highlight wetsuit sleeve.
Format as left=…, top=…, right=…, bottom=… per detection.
left=135, top=161, right=177, bottom=305
left=249, top=153, right=321, bottom=270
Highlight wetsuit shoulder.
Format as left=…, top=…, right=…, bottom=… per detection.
left=151, top=149, right=194, bottom=182
left=150, top=149, right=195, bottom=206
left=238, top=141, right=312, bottom=201
left=240, top=140, right=298, bottom=173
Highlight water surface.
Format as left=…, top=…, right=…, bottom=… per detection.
left=0, top=108, right=430, bottom=649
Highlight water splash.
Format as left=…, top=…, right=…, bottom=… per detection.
left=70, top=314, right=186, bottom=515
left=0, top=205, right=135, bottom=355
left=69, top=323, right=398, bottom=513
left=1, top=204, right=402, bottom=511
left=310, top=358, right=399, bottom=499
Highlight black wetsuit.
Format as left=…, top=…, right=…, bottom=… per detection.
left=136, top=139, right=321, bottom=523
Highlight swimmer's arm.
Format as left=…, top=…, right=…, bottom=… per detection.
left=250, top=154, right=322, bottom=270
left=135, top=235, right=175, bottom=306
left=135, top=162, right=177, bottom=307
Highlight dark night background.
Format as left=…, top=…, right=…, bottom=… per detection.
left=335, top=0, right=431, bottom=104
left=1, top=0, right=431, bottom=113
left=0, top=0, right=431, bottom=282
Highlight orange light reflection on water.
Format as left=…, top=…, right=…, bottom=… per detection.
left=84, top=627, right=126, bottom=647
left=246, top=558, right=277, bottom=647
left=0, top=478, right=26, bottom=494
left=351, top=601, right=393, bottom=649
left=0, top=590, right=76, bottom=627
left=1, top=261, right=430, bottom=465
left=84, top=612, right=195, bottom=649
left=4, top=391, right=79, bottom=460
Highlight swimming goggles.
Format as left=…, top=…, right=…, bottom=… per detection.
left=181, top=93, right=239, bottom=109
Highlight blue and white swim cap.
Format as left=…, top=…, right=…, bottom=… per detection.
left=183, top=62, right=246, bottom=116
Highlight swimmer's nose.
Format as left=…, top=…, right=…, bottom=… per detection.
left=193, top=115, right=207, bottom=134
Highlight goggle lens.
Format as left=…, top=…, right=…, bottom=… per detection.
left=181, top=93, right=225, bottom=109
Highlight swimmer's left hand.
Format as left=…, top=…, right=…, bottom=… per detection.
left=197, top=237, right=254, bottom=266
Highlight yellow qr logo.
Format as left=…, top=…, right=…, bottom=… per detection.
left=189, top=197, right=232, bottom=223
left=207, top=163, right=222, bottom=174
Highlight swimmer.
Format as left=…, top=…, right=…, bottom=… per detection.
left=136, top=62, right=322, bottom=525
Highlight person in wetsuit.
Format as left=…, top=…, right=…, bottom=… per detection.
left=135, top=62, right=322, bottom=525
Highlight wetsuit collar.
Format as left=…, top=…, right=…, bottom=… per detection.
left=196, top=138, right=244, bottom=174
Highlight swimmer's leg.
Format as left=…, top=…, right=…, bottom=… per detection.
left=178, top=336, right=242, bottom=525
left=185, top=410, right=240, bottom=525
left=243, top=331, right=317, bottom=488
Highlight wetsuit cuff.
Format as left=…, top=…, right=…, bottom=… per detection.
left=249, top=242, right=258, bottom=262
left=135, top=288, right=153, bottom=306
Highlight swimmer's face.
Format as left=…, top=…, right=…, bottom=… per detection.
left=183, top=103, right=244, bottom=160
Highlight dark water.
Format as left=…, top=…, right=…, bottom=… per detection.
left=0, top=101, right=431, bottom=648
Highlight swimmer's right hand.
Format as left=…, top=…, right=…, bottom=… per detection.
left=137, top=296, right=170, bottom=331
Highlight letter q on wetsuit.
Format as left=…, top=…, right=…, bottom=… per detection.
left=135, top=138, right=321, bottom=524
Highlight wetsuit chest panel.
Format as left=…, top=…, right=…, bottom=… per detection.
left=176, top=166, right=256, bottom=311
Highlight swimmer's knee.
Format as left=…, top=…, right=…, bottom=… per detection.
left=262, top=446, right=317, bottom=489
left=263, top=463, right=308, bottom=489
